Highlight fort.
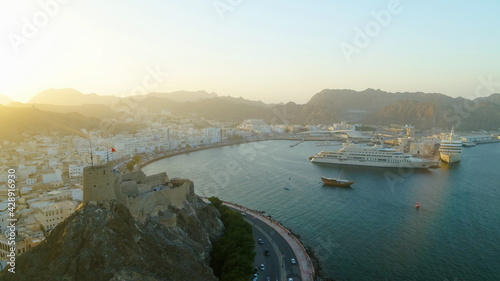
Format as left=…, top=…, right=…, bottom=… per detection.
left=83, top=164, right=193, bottom=224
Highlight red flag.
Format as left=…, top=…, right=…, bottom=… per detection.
left=111, top=148, right=116, bottom=152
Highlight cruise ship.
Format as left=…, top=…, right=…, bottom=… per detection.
left=309, top=142, right=436, bottom=168
left=439, top=128, right=462, bottom=163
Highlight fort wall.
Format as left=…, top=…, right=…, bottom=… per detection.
left=128, top=181, right=194, bottom=220
left=83, top=165, right=117, bottom=202
left=83, top=163, right=192, bottom=225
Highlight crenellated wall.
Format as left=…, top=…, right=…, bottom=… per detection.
left=83, top=163, right=193, bottom=225
left=127, top=181, right=194, bottom=221
left=83, top=164, right=117, bottom=202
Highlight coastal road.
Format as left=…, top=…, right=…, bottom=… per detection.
left=244, top=212, right=302, bottom=281
left=202, top=197, right=315, bottom=281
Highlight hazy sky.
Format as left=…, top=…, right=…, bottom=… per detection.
left=1, top=0, right=499, bottom=104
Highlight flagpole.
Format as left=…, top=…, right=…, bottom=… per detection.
left=89, top=138, right=94, bottom=167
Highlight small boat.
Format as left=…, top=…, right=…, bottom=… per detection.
left=321, top=170, right=354, bottom=187
left=415, top=202, right=420, bottom=209
left=462, top=141, right=476, bottom=147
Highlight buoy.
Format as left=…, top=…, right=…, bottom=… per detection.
left=415, top=202, right=420, bottom=209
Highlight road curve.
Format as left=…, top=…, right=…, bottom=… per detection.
left=202, top=197, right=316, bottom=281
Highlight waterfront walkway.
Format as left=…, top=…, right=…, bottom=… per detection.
left=201, top=197, right=315, bottom=281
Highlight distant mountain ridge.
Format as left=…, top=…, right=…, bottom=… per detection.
left=146, top=90, right=217, bottom=102
left=8, top=102, right=120, bottom=119
left=11, top=87, right=500, bottom=131
left=29, top=89, right=220, bottom=106
left=277, top=88, right=500, bottom=130
left=0, top=105, right=100, bottom=142
left=28, top=88, right=117, bottom=105
left=0, top=95, right=12, bottom=105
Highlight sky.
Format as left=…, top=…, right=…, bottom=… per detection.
left=0, top=0, right=499, bottom=104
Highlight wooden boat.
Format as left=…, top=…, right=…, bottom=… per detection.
left=321, top=170, right=354, bottom=187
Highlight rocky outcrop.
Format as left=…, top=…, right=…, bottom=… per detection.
left=0, top=197, right=224, bottom=281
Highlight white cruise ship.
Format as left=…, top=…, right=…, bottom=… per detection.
left=439, top=128, right=462, bottom=163
left=309, top=142, right=436, bottom=168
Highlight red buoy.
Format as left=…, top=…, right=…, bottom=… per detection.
left=415, top=202, right=420, bottom=209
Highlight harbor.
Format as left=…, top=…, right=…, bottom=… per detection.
left=143, top=140, right=500, bottom=281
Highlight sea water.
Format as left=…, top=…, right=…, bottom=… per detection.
left=143, top=140, right=500, bottom=281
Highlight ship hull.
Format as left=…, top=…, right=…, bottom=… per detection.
left=310, top=157, right=434, bottom=168
left=440, top=152, right=461, bottom=163
left=321, top=177, right=354, bottom=187
left=439, top=128, right=462, bottom=163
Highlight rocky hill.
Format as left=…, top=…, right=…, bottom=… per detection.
left=10, top=87, right=500, bottom=130
left=28, top=89, right=219, bottom=106
left=146, top=90, right=217, bottom=102
left=0, top=105, right=101, bottom=142
left=0, top=198, right=223, bottom=281
left=28, top=88, right=117, bottom=106
left=0, top=94, right=12, bottom=105
left=8, top=102, right=120, bottom=119
left=288, top=89, right=500, bottom=130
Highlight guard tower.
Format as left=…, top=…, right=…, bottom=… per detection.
left=83, top=164, right=118, bottom=202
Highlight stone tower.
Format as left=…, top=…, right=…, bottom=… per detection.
left=83, top=164, right=118, bottom=203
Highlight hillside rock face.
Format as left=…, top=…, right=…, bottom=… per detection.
left=28, top=88, right=118, bottom=106
left=1, top=198, right=223, bottom=281
left=290, top=89, right=500, bottom=130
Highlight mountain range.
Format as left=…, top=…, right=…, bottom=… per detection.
left=0, top=94, right=12, bottom=105
left=2, top=88, right=499, bottom=141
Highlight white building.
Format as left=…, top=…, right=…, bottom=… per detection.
left=239, top=119, right=272, bottom=134
left=34, top=201, right=77, bottom=233
left=68, top=164, right=85, bottom=178
left=72, top=189, right=83, bottom=201
left=17, top=164, right=37, bottom=179
left=271, top=125, right=287, bottom=134
left=0, top=235, right=39, bottom=259
left=204, top=128, right=222, bottom=143
left=460, top=135, right=492, bottom=142
left=26, top=178, right=37, bottom=186
left=42, top=169, right=63, bottom=186
left=0, top=202, right=10, bottom=233
left=40, top=190, right=73, bottom=202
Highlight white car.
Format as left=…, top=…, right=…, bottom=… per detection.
left=259, top=264, right=265, bottom=270
left=288, top=278, right=294, bottom=281
left=290, top=258, right=296, bottom=264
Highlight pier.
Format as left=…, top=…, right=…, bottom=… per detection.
left=290, top=139, right=305, bottom=147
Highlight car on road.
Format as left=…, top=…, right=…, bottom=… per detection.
left=259, top=264, right=265, bottom=271
left=258, top=238, right=264, bottom=245
left=290, top=258, right=296, bottom=264
left=264, top=249, right=270, bottom=256
left=252, top=273, right=258, bottom=281
left=288, top=278, right=294, bottom=281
